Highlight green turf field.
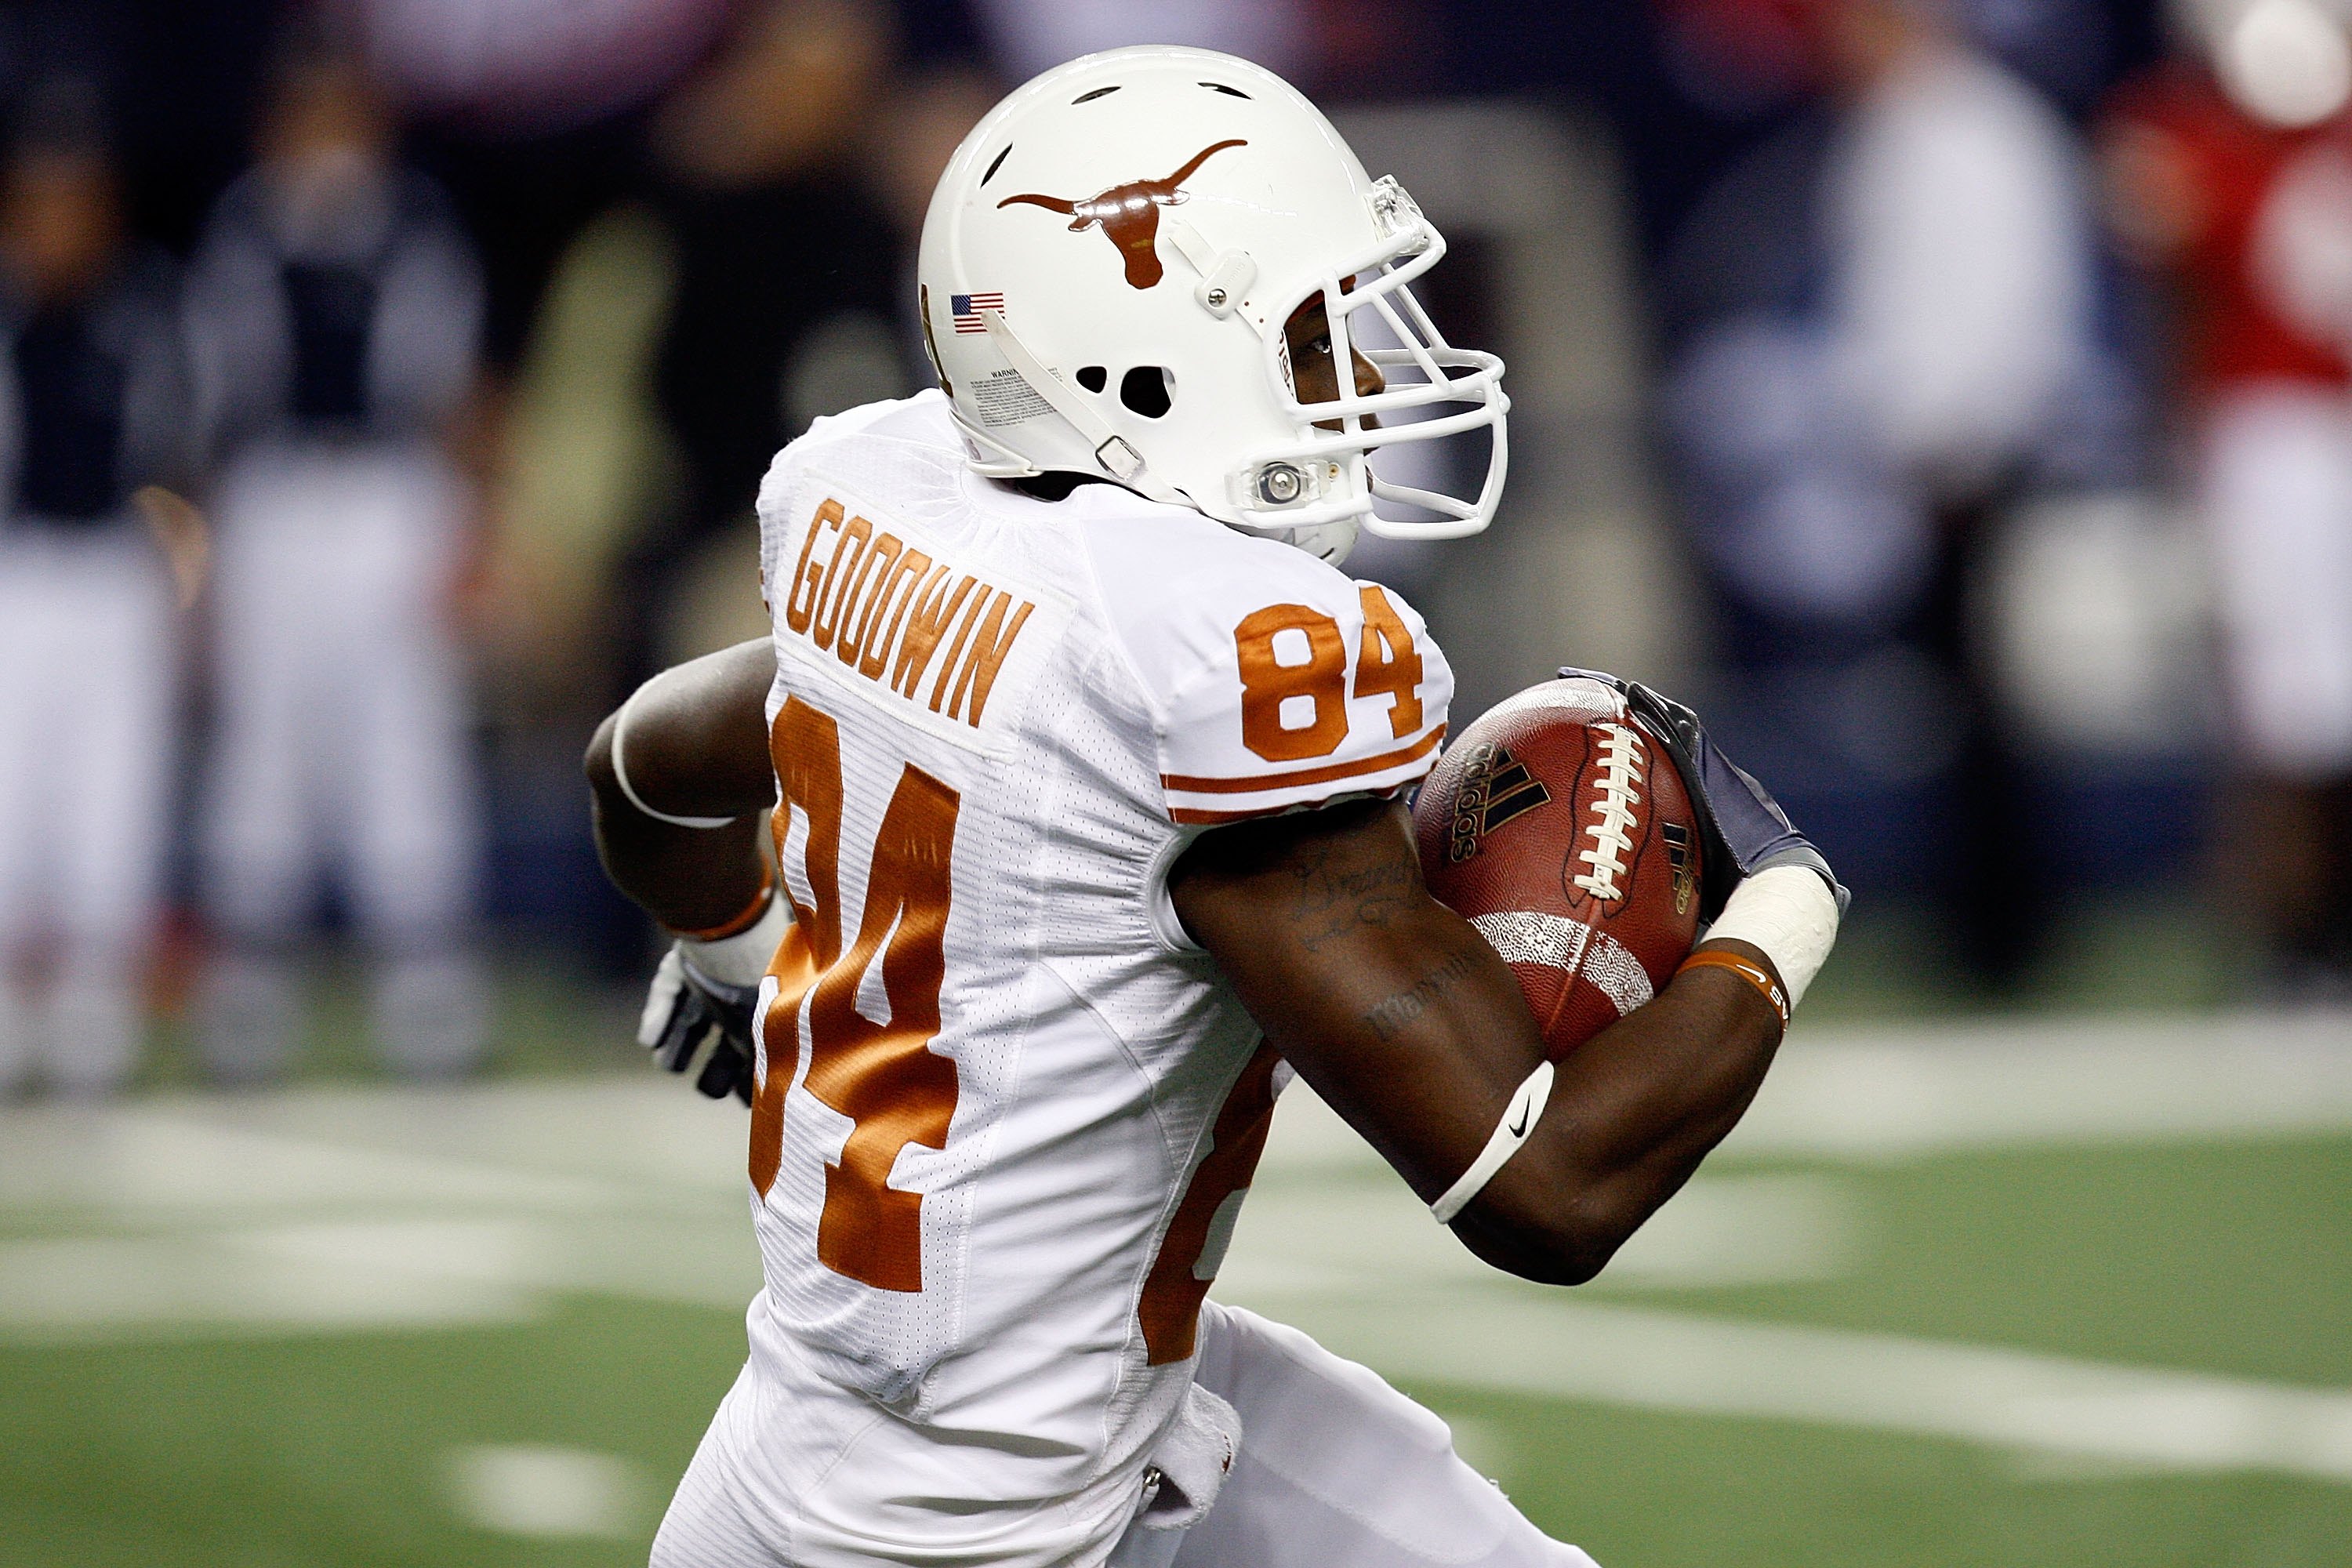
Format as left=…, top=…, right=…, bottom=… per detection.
left=2, top=997, right=2348, bottom=1566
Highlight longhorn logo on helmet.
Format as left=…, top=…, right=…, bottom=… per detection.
left=997, top=140, right=1248, bottom=289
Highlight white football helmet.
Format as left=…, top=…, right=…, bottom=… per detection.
left=916, top=45, right=1508, bottom=564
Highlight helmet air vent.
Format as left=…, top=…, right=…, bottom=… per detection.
left=1201, top=82, right=1250, bottom=98
left=1074, top=365, right=1108, bottom=394
left=1072, top=85, right=1121, bottom=104
left=981, top=145, right=1012, bottom=186
left=1120, top=367, right=1174, bottom=419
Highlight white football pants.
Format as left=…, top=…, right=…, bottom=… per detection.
left=649, top=1300, right=1599, bottom=1568
left=198, top=441, right=485, bottom=1079
left=2201, top=386, right=2352, bottom=779
left=1164, top=1303, right=1597, bottom=1568
left=0, top=528, right=174, bottom=1095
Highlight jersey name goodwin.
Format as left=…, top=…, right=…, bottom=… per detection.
left=779, top=496, right=1042, bottom=740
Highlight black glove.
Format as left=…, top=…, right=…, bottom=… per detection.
left=637, top=944, right=760, bottom=1105
left=1559, top=666, right=1849, bottom=923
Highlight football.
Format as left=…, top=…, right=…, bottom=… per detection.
left=1413, top=677, right=1704, bottom=1057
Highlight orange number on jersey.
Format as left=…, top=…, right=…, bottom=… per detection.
left=752, top=696, right=841, bottom=1200
left=1234, top=592, right=1428, bottom=760
left=1352, top=585, right=1425, bottom=739
left=1235, top=604, right=1349, bottom=761
left=753, top=694, right=963, bottom=1294
left=1138, top=1043, right=1280, bottom=1364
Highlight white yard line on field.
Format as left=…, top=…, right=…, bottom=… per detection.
left=0, top=1227, right=541, bottom=1336
left=0, top=1214, right=764, bottom=1339
left=1235, top=1287, right=2352, bottom=1485
left=1726, top=1011, right=2352, bottom=1160
left=446, top=1445, right=653, bottom=1540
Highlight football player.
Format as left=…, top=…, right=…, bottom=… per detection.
left=588, top=48, right=1844, bottom=1568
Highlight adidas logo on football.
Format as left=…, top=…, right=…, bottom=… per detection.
left=1446, top=742, right=1552, bottom=863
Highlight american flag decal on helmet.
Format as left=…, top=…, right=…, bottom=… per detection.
left=951, top=293, right=1004, bottom=334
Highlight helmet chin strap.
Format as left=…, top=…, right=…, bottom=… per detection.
left=979, top=310, right=1186, bottom=504
left=1279, top=515, right=1360, bottom=565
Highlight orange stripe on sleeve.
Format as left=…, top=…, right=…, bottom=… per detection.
left=1161, top=725, right=1444, bottom=797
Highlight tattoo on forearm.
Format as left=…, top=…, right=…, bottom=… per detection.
left=1362, top=946, right=1480, bottom=1040
left=1284, top=844, right=1414, bottom=951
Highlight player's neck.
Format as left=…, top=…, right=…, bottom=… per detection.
left=1002, top=472, right=1107, bottom=503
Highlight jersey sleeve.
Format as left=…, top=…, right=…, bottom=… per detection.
left=1105, top=532, right=1454, bottom=826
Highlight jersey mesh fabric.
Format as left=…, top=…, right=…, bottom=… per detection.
left=727, top=390, right=1450, bottom=1566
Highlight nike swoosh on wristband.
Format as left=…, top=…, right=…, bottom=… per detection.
left=1429, top=1060, right=1557, bottom=1225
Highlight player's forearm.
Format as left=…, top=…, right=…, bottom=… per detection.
left=1178, top=798, right=1789, bottom=1284
left=1465, top=942, right=1785, bottom=1283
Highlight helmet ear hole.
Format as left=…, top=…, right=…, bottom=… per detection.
left=1075, top=365, right=1108, bottom=394
left=1120, top=365, right=1174, bottom=419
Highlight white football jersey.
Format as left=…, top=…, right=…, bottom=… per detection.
left=721, top=390, right=1451, bottom=1566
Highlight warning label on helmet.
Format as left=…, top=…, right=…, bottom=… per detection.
left=972, top=368, right=1054, bottom=428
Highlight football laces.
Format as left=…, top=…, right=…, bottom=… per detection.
left=1571, top=723, right=1644, bottom=902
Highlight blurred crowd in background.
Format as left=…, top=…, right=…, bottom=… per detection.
left=0, top=0, right=2348, bottom=1098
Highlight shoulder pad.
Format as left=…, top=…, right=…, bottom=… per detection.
left=1091, top=521, right=1452, bottom=825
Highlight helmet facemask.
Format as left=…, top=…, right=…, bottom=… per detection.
left=1235, top=181, right=1509, bottom=554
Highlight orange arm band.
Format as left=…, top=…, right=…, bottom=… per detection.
left=1675, top=948, right=1791, bottom=1029
left=668, top=867, right=777, bottom=942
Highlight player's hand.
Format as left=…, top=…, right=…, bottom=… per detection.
left=1557, top=666, right=1847, bottom=922
left=635, top=891, right=794, bottom=1106
left=638, top=946, right=761, bottom=1103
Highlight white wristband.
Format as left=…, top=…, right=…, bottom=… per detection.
left=1702, top=864, right=1841, bottom=1009
left=1430, top=1060, right=1555, bottom=1225
left=613, top=678, right=741, bottom=829
left=682, top=894, right=796, bottom=988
